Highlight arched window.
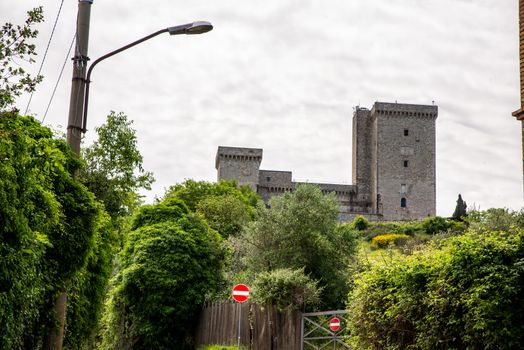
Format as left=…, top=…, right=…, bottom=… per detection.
left=400, top=197, right=407, bottom=208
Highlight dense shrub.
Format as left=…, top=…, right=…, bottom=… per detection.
left=421, top=216, right=451, bottom=234
left=352, top=215, right=370, bottom=230
left=253, top=268, right=321, bottom=310
left=348, top=226, right=524, bottom=350
left=370, top=233, right=410, bottom=249
left=100, top=198, right=225, bottom=350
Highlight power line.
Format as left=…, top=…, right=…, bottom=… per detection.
left=41, top=34, right=75, bottom=123
left=24, top=0, right=66, bottom=115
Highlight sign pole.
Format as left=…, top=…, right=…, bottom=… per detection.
left=237, top=303, right=242, bottom=350
left=232, top=284, right=250, bottom=350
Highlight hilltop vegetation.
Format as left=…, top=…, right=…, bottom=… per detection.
left=347, top=209, right=524, bottom=350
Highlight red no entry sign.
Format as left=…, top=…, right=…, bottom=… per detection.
left=232, top=284, right=250, bottom=303
left=330, top=317, right=341, bottom=332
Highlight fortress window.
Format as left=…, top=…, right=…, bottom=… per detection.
left=403, top=160, right=409, bottom=167
left=404, top=129, right=409, bottom=136
left=400, top=184, right=407, bottom=193
left=401, top=197, right=407, bottom=208
left=266, top=176, right=271, bottom=182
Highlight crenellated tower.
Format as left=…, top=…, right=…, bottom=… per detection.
left=215, top=146, right=262, bottom=191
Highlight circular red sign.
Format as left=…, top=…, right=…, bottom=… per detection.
left=232, top=284, right=250, bottom=303
left=330, top=317, right=341, bottom=332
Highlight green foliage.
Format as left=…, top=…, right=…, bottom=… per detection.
left=452, top=193, right=467, bottom=220
left=353, top=217, right=462, bottom=243
left=0, top=113, right=100, bottom=348
left=131, top=197, right=188, bottom=230
left=370, top=233, right=410, bottom=249
left=236, top=184, right=358, bottom=309
left=0, top=7, right=44, bottom=110
left=101, top=197, right=225, bottom=350
left=64, top=207, right=116, bottom=349
left=197, top=194, right=251, bottom=238
left=352, top=215, right=370, bottom=230
left=420, top=216, right=451, bottom=235
left=81, top=111, right=154, bottom=220
left=253, top=268, right=321, bottom=311
left=165, top=179, right=260, bottom=237
left=348, top=222, right=524, bottom=350
left=467, top=208, right=524, bottom=232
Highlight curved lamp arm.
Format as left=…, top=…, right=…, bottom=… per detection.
left=81, top=21, right=212, bottom=132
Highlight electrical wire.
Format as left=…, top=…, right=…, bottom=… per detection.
left=24, top=0, right=66, bottom=115
left=41, top=34, right=75, bottom=123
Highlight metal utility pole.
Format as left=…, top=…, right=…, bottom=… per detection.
left=45, top=3, right=93, bottom=349
left=66, top=0, right=93, bottom=156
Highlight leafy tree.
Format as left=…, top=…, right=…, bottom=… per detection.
left=165, top=179, right=259, bottom=238
left=452, top=193, right=467, bottom=220
left=0, top=7, right=43, bottom=110
left=100, top=196, right=225, bottom=349
left=80, top=111, right=154, bottom=220
left=236, top=184, right=358, bottom=309
left=0, top=112, right=101, bottom=349
left=196, top=194, right=251, bottom=238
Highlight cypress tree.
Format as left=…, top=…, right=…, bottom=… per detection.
left=452, top=194, right=467, bottom=220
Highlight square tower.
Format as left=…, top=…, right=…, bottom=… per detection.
left=353, top=102, right=437, bottom=220
left=215, top=146, right=262, bottom=191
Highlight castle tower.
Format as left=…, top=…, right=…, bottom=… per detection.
left=353, top=102, right=438, bottom=220
left=352, top=107, right=373, bottom=204
left=215, top=146, right=262, bottom=191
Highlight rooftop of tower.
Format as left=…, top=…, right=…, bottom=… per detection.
left=371, top=101, right=438, bottom=118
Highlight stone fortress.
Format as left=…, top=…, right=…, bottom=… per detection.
left=215, top=102, right=437, bottom=221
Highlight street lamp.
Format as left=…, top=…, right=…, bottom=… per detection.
left=81, top=21, right=212, bottom=134
left=66, top=20, right=213, bottom=154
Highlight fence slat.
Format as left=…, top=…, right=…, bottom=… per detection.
left=195, top=302, right=302, bottom=349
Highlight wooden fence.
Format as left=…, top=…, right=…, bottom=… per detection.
left=195, top=301, right=302, bottom=349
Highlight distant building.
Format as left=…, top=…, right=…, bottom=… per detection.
left=216, top=101, right=438, bottom=221
left=512, top=0, right=524, bottom=196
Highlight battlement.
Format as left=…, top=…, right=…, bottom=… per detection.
left=215, top=146, right=263, bottom=169
left=371, top=102, right=438, bottom=119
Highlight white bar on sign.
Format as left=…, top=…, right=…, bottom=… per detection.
left=232, top=290, right=250, bottom=296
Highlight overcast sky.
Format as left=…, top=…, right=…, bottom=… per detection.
left=2, top=0, right=522, bottom=216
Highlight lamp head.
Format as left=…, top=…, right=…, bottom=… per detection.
left=168, top=21, right=213, bottom=35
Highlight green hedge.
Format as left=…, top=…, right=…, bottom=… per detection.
left=348, top=227, right=524, bottom=349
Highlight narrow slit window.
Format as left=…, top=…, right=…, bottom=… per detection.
left=404, top=129, right=409, bottom=136
left=404, top=160, right=409, bottom=167
left=401, top=197, right=407, bottom=208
